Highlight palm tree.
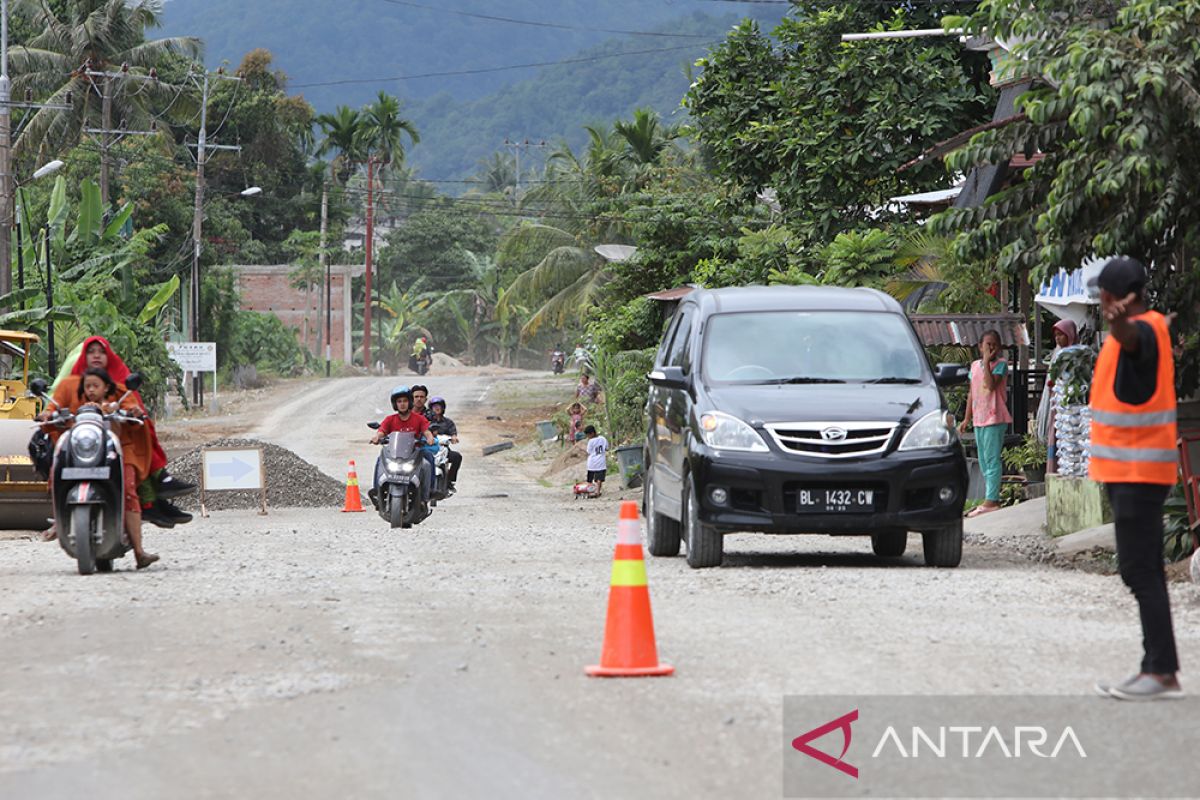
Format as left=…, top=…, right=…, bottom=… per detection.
left=361, top=91, right=419, bottom=170
left=496, top=222, right=609, bottom=341
left=613, top=107, right=680, bottom=169
left=315, top=106, right=366, bottom=184
left=10, top=0, right=201, bottom=160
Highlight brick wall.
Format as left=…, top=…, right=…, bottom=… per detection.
left=229, top=265, right=364, bottom=363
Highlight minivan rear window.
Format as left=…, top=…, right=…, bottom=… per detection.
left=703, top=311, right=926, bottom=384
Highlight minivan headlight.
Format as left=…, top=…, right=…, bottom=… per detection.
left=899, top=411, right=956, bottom=451
left=698, top=412, right=769, bottom=452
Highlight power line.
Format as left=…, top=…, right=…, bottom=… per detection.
left=374, top=0, right=713, bottom=38
left=290, top=43, right=712, bottom=88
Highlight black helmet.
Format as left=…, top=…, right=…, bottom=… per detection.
left=429, top=396, right=446, bottom=412
left=390, top=384, right=413, bottom=410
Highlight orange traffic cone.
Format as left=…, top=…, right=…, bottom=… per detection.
left=586, top=501, right=674, bottom=677
left=342, top=460, right=365, bottom=513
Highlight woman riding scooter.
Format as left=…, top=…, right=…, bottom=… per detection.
left=41, top=368, right=159, bottom=569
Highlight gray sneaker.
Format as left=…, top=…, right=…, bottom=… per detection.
left=1094, top=674, right=1139, bottom=698
left=1109, top=674, right=1184, bottom=701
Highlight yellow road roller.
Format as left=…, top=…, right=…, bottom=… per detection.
left=0, top=330, right=50, bottom=529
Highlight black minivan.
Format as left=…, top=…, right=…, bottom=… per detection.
left=643, top=286, right=969, bottom=568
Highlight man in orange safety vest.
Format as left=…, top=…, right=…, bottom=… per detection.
left=1089, top=257, right=1182, bottom=701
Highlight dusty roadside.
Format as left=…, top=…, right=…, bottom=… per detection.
left=2, top=368, right=1197, bottom=799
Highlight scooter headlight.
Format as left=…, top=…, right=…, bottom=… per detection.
left=386, top=459, right=415, bottom=474
left=70, top=426, right=103, bottom=465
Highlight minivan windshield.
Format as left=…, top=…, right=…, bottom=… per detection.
left=703, top=310, right=927, bottom=384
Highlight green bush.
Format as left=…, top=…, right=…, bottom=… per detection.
left=228, top=311, right=306, bottom=375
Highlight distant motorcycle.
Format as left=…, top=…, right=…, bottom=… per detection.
left=30, top=374, right=145, bottom=575
left=551, top=350, right=566, bottom=374
left=408, top=352, right=431, bottom=376
left=367, top=424, right=430, bottom=529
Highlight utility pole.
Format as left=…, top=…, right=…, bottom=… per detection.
left=503, top=138, right=547, bottom=201
left=186, top=68, right=241, bottom=406
left=363, top=156, right=375, bottom=369
left=320, top=183, right=330, bottom=377
left=84, top=64, right=158, bottom=213
left=1, top=0, right=12, bottom=299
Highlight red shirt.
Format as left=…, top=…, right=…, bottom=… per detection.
left=379, top=412, right=430, bottom=437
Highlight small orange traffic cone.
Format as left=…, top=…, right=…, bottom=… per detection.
left=586, top=501, right=674, bottom=677
left=342, top=460, right=365, bottom=513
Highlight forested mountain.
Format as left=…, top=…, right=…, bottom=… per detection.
left=405, top=14, right=734, bottom=181
left=160, top=0, right=782, bottom=180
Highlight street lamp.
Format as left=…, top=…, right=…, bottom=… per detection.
left=13, top=159, right=65, bottom=372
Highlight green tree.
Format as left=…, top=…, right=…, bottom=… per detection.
left=684, top=5, right=992, bottom=262
left=933, top=0, right=1200, bottom=392
left=10, top=0, right=201, bottom=160
left=378, top=205, right=498, bottom=291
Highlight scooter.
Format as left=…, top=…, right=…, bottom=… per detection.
left=29, top=374, right=145, bottom=575
left=367, top=424, right=431, bottom=529
left=408, top=352, right=432, bottom=376
left=429, top=435, right=454, bottom=503
left=551, top=350, right=566, bottom=374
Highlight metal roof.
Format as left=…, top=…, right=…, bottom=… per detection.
left=899, top=113, right=1027, bottom=172
left=909, top=314, right=1031, bottom=347
left=645, top=286, right=696, bottom=301
left=0, top=331, right=40, bottom=342
left=889, top=186, right=963, bottom=206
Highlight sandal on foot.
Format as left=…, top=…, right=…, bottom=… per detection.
left=966, top=504, right=999, bottom=519
left=136, top=553, right=160, bottom=570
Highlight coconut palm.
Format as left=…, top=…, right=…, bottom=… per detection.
left=10, top=0, right=201, bottom=161
left=496, top=222, right=610, bottom=341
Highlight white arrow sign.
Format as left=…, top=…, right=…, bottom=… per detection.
left=201, top=448, right=264, bottom=492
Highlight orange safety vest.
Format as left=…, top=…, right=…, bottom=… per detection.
left=1089, top=310, right=1177, bottom=485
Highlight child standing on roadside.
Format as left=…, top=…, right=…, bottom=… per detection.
left=958, top=330, right=1012, bottom=517
left=567, top=401, right=587, bottom=441
left=584, top=425, right=608, bottom=497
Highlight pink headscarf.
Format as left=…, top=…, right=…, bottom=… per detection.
left=1052, top=319, right=1078, bottom=347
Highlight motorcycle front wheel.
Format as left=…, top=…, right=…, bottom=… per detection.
left=73, top=506, right=96, bottom=575
left=389, top=489, right=406, bottom=529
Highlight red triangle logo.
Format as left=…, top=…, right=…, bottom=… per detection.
left=791, top=709, right=859, bottom=779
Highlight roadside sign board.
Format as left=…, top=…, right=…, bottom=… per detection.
left=166, top=342, right=217, bottom=372
left=199, top=446, right=267, bottom=516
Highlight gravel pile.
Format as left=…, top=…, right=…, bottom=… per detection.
left=170, top=438, right=346, bottom=511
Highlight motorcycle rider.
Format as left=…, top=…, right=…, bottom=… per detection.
left=370, top=385, right=436, bottom=509
left=411, top=385, right=429, bottom=418
left=58, top=336, right=195, bottom=528
left=42, top=368, right=159, bottom=569
left=426, top=397, right=462, bottom=491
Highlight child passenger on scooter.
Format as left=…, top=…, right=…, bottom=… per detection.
left=68, top=369, right=159, bottom=568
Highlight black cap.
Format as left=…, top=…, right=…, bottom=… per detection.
left=1092, top=256, right=1147, bottom=297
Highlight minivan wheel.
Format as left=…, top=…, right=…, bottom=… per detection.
left=922, top=520, right=963, bottom=568
left=644, top=469, right=681, bottom=557
left=871, top=530, right=907, bottom=558
left=683, top=476, right=723, bottom=569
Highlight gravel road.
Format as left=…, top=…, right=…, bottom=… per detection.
left=2, top=368, right=1197, bottom=799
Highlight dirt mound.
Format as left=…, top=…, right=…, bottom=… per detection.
left=541, top=441, right=587, bottom=479
left=432, top=352, right=464, bottom=369
left=170, top=438, right=345, bottom=511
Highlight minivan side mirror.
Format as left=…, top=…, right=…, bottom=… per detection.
left=648, top=366, right=688, bottom=390
left=933, top=363, right=970, bottom=387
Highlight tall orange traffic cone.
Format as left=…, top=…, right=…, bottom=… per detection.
left=342, top=460, right=365, bottom=512
left=586, top=501, right=674, bottom=677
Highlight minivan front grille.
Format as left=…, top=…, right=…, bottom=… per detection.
left=765, top=421, right=898, bottom=459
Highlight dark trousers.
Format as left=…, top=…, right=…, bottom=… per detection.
left=1107, top=482, right=1179, bottom=674
left=447, top=450, right=462, bottom=483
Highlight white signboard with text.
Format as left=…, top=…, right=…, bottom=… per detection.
left=166, top=342, right=217, bottom=372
